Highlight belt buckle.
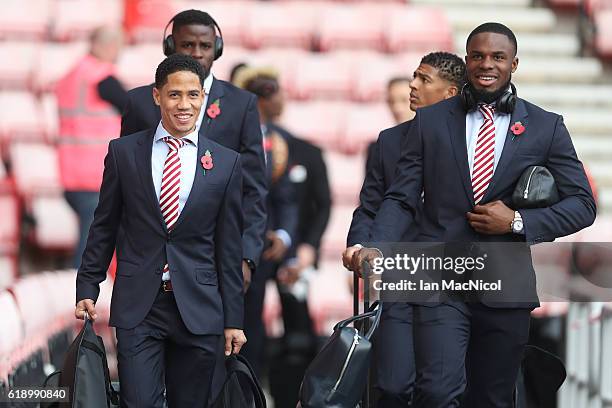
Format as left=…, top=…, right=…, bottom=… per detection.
left=162, top=280, right=173, bottom=292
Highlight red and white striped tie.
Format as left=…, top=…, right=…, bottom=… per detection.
left=471, top=104, right=496, bottom=204
left=160, top=136, right=184, bottom=274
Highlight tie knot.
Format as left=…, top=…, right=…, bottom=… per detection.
left=163, top=136, right=185, bottom=151
left=478, top=104, right=495, bottom=121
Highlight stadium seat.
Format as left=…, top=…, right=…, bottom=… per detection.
left=0, top=256, right=17, bottom=291
left=247, top=48, right=309, bottom=97
left=0, top=195, right=20, bottom=255
left=31, top=42, right=88, bottom=93
left=320, top=204, right=359, bottom=262
left=0, top=0, right=51, bottom=41
left=10, top=143, right=62, bottom=197
left=0, top=92, right=46, bottom=145
left=309, top=258, right=353, bottom=335
left=0, top=42, right=39, bottom=90
left=116, top=44, right=165, bottom=89
left=50, top=0, right=123, bottom=41
left=384, top=6, right=454, bottom=53
left=317, top=4, right=388, bottom=52
left=0, top=291, right=23, bottom=356
left=341, top=102, right=396, bottom=155
left=9, top=276, right=51, bottom=338
left=292, top=53, right=353, bottom=99
left=125, top=0, right=178, bottom=43
left=206, top=46, right=250, bottom=83
left=595, top=10, right=612, bottom=58
left=40, top=93, right=59, bottom=142
left=30, top=196, right=78, bottom=251
left=188, top=0, right=252, bottom=47
left=280, top=101, right=349, bottom=150
left=324, top=151, right=365, bottom=204
left=242, top=2, right=316, bottom=49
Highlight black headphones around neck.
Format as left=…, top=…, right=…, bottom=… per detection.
left=460, top=82, right=517, bottom=114
left=162, top=13, right=224, bottom=60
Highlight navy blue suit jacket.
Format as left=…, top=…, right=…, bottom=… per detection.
left=370, top=96, right=596, bottom=307
left=76, top=129, right=244, bottom=335
left=347, top=120, right=417, bottom=246
left=120, top=78, right=267, bottom=266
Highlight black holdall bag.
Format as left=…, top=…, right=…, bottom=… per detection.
left=43, top=315, right=119, bottom=408
left=512, top=166, right=559, bottom=209
left=299, top=301, right=382, bottom=408
left=211, top=353, right=267, bottom=408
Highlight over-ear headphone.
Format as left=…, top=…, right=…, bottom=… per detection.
left=162, top=13, right=224, bottom=60
left=460, top=82, right=517, bottom=114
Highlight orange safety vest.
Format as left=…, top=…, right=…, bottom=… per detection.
left=56, top=54, right=121, bottom=191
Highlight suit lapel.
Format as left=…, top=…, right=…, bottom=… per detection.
left=198, top=78, right=226, bottom=140
left=135, top=130, right=168, bottom=232
left=171, top=134, right=210, bottom=231
left=481, top=99, right=528, bottom=202
left=447, top=100, right=474, bottom=205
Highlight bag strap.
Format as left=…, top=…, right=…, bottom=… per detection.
left=81, top=337, right=119, bottom=406
left=224, top=355, right=266, bottom=408
left=333, top=301, right=383, bottom=340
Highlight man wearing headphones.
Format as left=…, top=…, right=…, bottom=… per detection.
left=121, top=10, right=267, bottom=292
left=352, top=23, right=596, bottom=407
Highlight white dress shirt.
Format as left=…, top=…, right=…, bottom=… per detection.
left=195, top=73, right=214, bottom=132
left=151, top=122, right=199, bottom=281
left=465, top=106, right=511, bottom=176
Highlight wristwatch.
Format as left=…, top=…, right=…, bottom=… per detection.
left=511, top=211, right=524, bottom=234
left=244, top=258, right=256, bottom=273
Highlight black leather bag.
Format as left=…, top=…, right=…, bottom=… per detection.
left=299, top=302, right=382, bottom=408
left=211, top=354, right=266, bottom=408
left=512, top=166, right=559, bottom=209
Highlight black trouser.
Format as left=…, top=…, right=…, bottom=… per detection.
left=116, top=289, right=219, bottom=408
left=412, top=302, right=531, bottom=408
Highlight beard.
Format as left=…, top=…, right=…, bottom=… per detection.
left=469, top=76, right=512, bottom=104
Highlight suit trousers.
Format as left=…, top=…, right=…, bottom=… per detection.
left=373, top=302, right=415, bottom=408
left=115, top=288, right=219, bottom=408
left=412, top=302, right=530, bottom=408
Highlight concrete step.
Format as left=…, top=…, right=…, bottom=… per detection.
left=454, top=33, right=580, bottom=56
left=442, top=6, right=556, bottom=32
left=512, top=57, right=603, bottom=83
left=559, top=109, right=612, bottom=135
left=518, top=84, right=612, bottom=107
left=572, top=136, right=612, bottom=160
left=598, top=189, right=612, bottom=214
left=414, top=0, right=531, bottom=6
left=587, top=162, right=612, bottom=187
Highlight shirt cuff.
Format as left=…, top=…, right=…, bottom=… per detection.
left=275, top=229, right=292, bottom=249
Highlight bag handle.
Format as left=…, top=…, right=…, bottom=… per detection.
left=80, top=322, right=119, bottom=406
left=333, top=301, right=382, bottom=340
left=223, top=354, right=266, bottom=408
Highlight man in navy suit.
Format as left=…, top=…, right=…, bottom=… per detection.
left=120, top=9, right=266, bottom=290
left=75, top=54, right=246, bottom=408
left=353, top=23, right=596, bottom=407
left=344, top=52, right=465, bottom=408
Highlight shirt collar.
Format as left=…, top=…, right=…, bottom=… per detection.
left=154, top=121, right=199, bottom=147
left=203, top=73, right=213, bottom=95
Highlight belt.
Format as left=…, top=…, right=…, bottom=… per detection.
left=161, top=280, right=173, bottom=292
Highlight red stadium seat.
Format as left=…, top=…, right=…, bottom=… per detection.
left=125, top=0, right=178, bottom=43
left=30, top=196, right=78, bottom=251
left=207, top=46, right=250, bottom=83
left=248, top=48, right=309, bottom=97
left=188, top=0, right=252, bottom=47
left=31, top=42, right=88, bottom=93
left=292, top=53, right=353, bottom=99
left=9, top=276, right=50, bottom=338
left=308, top=259, right=353, bottom=335
left=242, top=2, right=317, bottom=49
left=116, top=44, right=165, bottom=89
left=317, top=4, right=389, bottom=52
left=40, top=93, right=59, bottom=143
left=323, top=153, right=364, bottom=206
left=0, top=256, right=17, bottom=291
left=10, top=143, right=62, bottom=197
left=384, top=6, right=454, bottom=53
left=0, top=195, right=20, bottom=256
left=280, top=101, right=349, bottom=149
left=595, top=10, right=612, bottom=58
left=342, top=102, right=396, bottom=155
left=0, top=0, right=51, bottom=41
left=50, top=0, right=123, bottom=41
left=0, top=291, right=23, bottom=356
left=0, top=92, right=46, bottom=145
left=0, top=42, right=39, bottom=90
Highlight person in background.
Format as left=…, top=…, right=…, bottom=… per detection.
left=344, top=52, right=466, bottom=407
left=56, top=26, right=126, bottom=268
left=387, top=76, right=414, bottom=125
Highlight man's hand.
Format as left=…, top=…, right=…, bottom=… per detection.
left=224, top=328, right=247, bottom=356
left=351, top=247, right=383, bottom=277
left=262, top=231, right=288, bottom=262
left=277, top=263, right=301, bottom=285
left=296, top=243, right=316, bottom=270
left=241, top=260, right=252, bottom=294
left=467, top=200, right=514, bottom=235
left=75, top=299, right=97, bottom=321
left=342, top=245, right=362, bottom=271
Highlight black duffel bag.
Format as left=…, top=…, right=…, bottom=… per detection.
left=299, top=302, right=382, bottom=408
left=211, top=354, right=266, bottom=408
left=512, top=166, right=559, bottom=209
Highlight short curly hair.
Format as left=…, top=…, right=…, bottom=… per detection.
left=171, top=9, right=216, bottom=34
left=420, top=52, right=466, bottom=88
left=154, top=54, right=206, bottom=89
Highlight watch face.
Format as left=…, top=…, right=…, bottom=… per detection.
left=514, top=220, right=524, bottom=232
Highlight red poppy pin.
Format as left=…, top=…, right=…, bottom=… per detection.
left=201, top=150, right=213, bottom=174
left=206, top=99, right=221, bottom=120
left=511, top=121, right=525, bottom=140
